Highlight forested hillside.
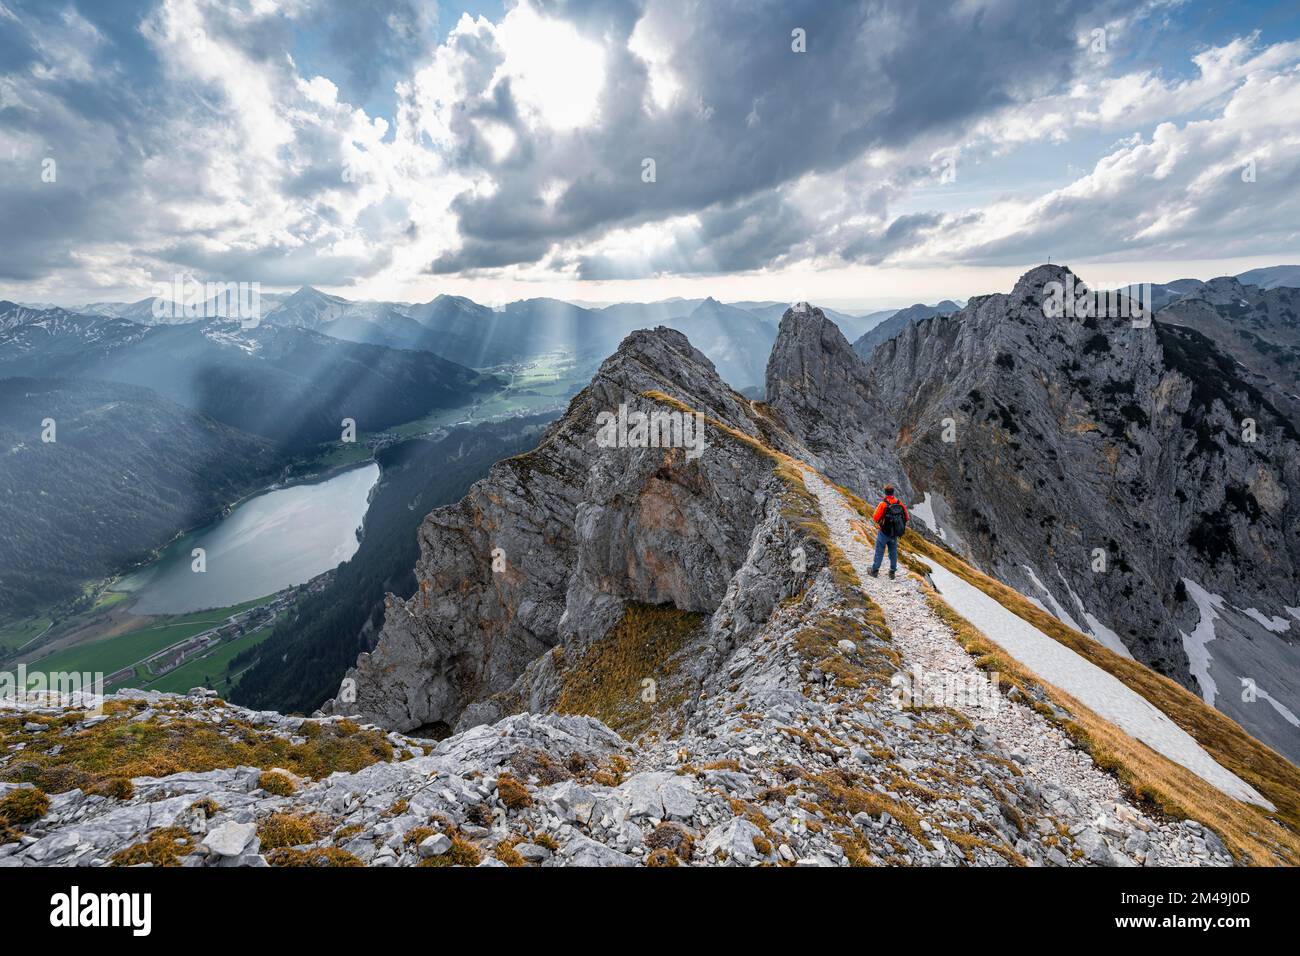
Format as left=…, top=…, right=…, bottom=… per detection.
left=0, top=378, right=281, bottom=615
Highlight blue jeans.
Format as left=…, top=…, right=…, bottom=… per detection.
left=872, top=533, right=898, bottom=573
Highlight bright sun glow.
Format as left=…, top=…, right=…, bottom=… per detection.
left=493, top=3, right=606, bottom=131
left=628, top=12, right=681, bottom=111
left=474, top=118, right=517, bottom=162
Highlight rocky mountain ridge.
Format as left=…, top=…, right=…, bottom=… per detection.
left=851, top=300, right=960, bottom=360
left=328, top=274, right=1300, bottom=768
left=321, top=326, right=792, bottom=735
left=5, top=278, right=1300, bottom=868
left=860, top=264, right=1300, bottom=762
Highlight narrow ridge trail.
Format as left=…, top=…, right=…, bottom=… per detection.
left=802, top=469, right=1232, bottom=866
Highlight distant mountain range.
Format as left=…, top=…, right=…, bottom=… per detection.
left=0, top=302, right=494, bottom=447
left=854, top=265, right=1300, bottom=369
left=1237, top=265, right=1300, bottom=290
left=266, top=289, right=884, bottom=388
left=18, top=287, right=895, bottom=392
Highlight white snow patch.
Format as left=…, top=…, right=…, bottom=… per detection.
left=1081, top=612, right=1134, bottom=660
left=1179, top=579, right=1224, bottom=707
left=1021, top=565, right=1083, bottom=632
left=1253, top=685, right=1300, bottom=729
left=1239, top=607, right=1291, bottom=633
left=909, top=492, right=945, bottom=540
left=1058, top=571, right=1088, bottom=618
left=929, top=563, right=1273, bottom=809
left=203, top=327, right=261, bottom=354
left=1287, top=606, right=1300, bottom=622
left=1030, top=566, right=1133, bottom=659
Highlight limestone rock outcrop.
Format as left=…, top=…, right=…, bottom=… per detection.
left=861, top=265, right=1300, bottom=760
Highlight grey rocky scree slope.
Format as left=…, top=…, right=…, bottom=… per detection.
left=0, top=671, right=1229, bottom=867
left=861, top=264, right=1300, bottom=762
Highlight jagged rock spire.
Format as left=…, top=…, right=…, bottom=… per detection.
left=765, top=303, right=911, bottom=501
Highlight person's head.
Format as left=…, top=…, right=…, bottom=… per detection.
left=883, top=484, right=895, bottom=497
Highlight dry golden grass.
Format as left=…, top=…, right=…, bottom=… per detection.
left=0, top=703, right=393, bottom=795
left=588, top=753, right=631, bottom=787
left=495, top=773, right=533, bottom=810
left=494, top=838, right=527, bottom=866
left=266, top=846, right=364, bottom=867
left=257, top=811, right=333, bottom=850
left=0, top=786, right=50, bottom=844
left=258, top=770, right=297, bottom=796
left=418, top=831, right=482, bottom=867
left=109, top=826, right=197, bottom=867
left=555, top=602, right=704, bottom=738
left=403, top=826, right=434, bottom=848
left=646, top=847, right=680, bottom=866
left=0, top=786, right=49, bottom=827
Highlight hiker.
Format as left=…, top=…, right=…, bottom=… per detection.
left=869, top=484, right=909, bottom=579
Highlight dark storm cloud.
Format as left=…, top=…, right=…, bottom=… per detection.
left=0, top=0, right=164, bottom=285
left=0, top=0, right=420, bottom=294
left=155, top=238, right=394, bottom=286
left=565, top=190, right=814, bottom=279
left=430, top=0, right=1124, bottom=274
left=9, top=0, right=1235, bottom=294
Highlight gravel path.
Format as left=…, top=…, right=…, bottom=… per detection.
left=802, top=469, right=1233, bottom=866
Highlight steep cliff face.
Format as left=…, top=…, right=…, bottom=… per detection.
left=765, top=304, right=911, bottom=502
left=323, top=327, right=808, bottom=735
left=863, top=265, right=1300, bottom=761
left=851, top=300, right=960, bottom=361
left=1156, top=277, right=1300, bottom=431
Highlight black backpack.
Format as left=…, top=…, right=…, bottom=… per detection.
left=880, top=501, right=907, bottom=539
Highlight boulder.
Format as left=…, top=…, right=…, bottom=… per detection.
left=203, top=821, right=257, bottom=858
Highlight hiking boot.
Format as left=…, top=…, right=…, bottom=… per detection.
left=888, top=569, right=896, bottom=580
left=868, top=569, right=879, bottom=578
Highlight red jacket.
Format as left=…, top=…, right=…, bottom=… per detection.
left=872, top=496, right=908, bottom=525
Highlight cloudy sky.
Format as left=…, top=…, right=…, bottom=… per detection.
left=1, top=0, right=1298, bottom=308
